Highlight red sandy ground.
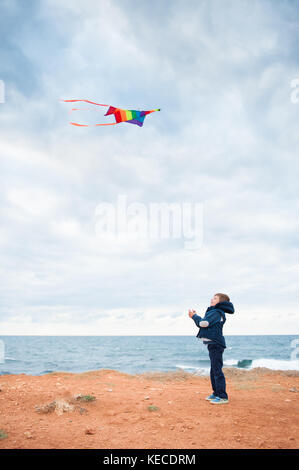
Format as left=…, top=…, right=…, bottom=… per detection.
left=0, top=367, right=298, bottom=449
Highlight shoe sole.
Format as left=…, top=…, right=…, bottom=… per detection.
left=210, top=400, right=229, bottom=404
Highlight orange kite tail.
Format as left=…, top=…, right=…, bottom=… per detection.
left=70, top=122, right=118, bottom=127
left=61, top=99, right=109, bottom=107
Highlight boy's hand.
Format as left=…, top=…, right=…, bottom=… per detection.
left=188, top=309, right=196, bottom=318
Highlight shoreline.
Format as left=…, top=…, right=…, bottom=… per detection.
left=0, top=367, right=298, bottom=449
left=1, top=365, right=299, bottom=378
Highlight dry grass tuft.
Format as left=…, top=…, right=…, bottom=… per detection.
left=34, top=394, right=96, bottom=415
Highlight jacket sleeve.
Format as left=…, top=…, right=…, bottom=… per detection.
left=191, top=314, right=203, bottom=327
left=192, top=311, right=220, bottom=328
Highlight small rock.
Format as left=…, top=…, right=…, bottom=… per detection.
left=168, top=401, right=172, bottom=405
left=85, top=428, right=96, bottom=435
left=144, top=396, right=150, bottom=400
left=289, top=387, right=298, bottom=393
left=285, top=399, right=291, bottom=402
left=73, top=394, right=83, bottom=400
left=107, top=389, right=113, bottom=392
left=24, top=432, right=32, bottom=439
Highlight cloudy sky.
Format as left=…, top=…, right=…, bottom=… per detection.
left=0, top=0, right=299, bottom=335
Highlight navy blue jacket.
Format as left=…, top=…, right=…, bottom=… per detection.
left=192, top=301, right=234, bottom=348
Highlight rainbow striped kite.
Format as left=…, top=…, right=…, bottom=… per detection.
left=61, top=99, right=160, bottom=127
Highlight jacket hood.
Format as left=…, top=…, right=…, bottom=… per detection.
left=215, top=301, right=234, bottom=314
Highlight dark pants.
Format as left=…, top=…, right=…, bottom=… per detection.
left=207, top=343, right=228, bottom=399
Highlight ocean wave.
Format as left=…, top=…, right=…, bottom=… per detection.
left=224, top=359, right=252, bottom=368
left=224, top=358, right=299, bottom=371
left=249, top=358, right=299, bottom=371
left=176, top=364, right=202, bottom=370
left=177, top=358, right=299, bottom=374
left=3, top=357, right=34, bottom=364
left=175, top=364, right=210, bottom=376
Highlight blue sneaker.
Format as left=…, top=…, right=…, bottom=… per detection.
left=205, top=393, right=217, bottom=401
left=210, top=397, right=229, bottom=404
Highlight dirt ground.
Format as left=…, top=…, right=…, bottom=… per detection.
left=0, top=367, right=298, bottom=449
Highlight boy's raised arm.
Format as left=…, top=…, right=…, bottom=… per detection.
left=189, top=309, right=220, bottom=328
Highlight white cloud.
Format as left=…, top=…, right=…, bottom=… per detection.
left=0, top=0, right=299, bottom=334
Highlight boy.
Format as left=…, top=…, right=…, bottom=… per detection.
left=189, top=293, right=234, bottom=404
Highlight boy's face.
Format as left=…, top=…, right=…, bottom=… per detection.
left=210, top=294, right=220, bottom=306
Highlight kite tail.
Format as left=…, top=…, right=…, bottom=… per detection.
left=61, top=99, right=109, bottom=107
left=62, top=99, right=118, bottom=126
left=70, top=122, right=118, bottom=127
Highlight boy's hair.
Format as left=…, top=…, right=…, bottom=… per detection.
left=215, top=293, right=230, bottom=302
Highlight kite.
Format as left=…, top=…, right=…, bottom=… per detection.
left=61, top=99, right=160, bottom=127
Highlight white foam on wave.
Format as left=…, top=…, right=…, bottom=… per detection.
left=176, top=358, right=299, bottom=375
left=250, top=358, right=299, bottom=371
left=224, top=359, right=238, bottom=366
left=176, top=364, right=200, bottom=371
left=175, top=364, right=210, bottom=376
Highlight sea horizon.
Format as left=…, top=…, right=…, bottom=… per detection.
left=1, top=334, right=298, bottom=377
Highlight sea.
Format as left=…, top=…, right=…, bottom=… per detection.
left=0, top=335, right=299, bottom=376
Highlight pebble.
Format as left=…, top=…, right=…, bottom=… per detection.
left=289, top=387, right=298, bottom=393
left=85, top=428, right=96, bottom=435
